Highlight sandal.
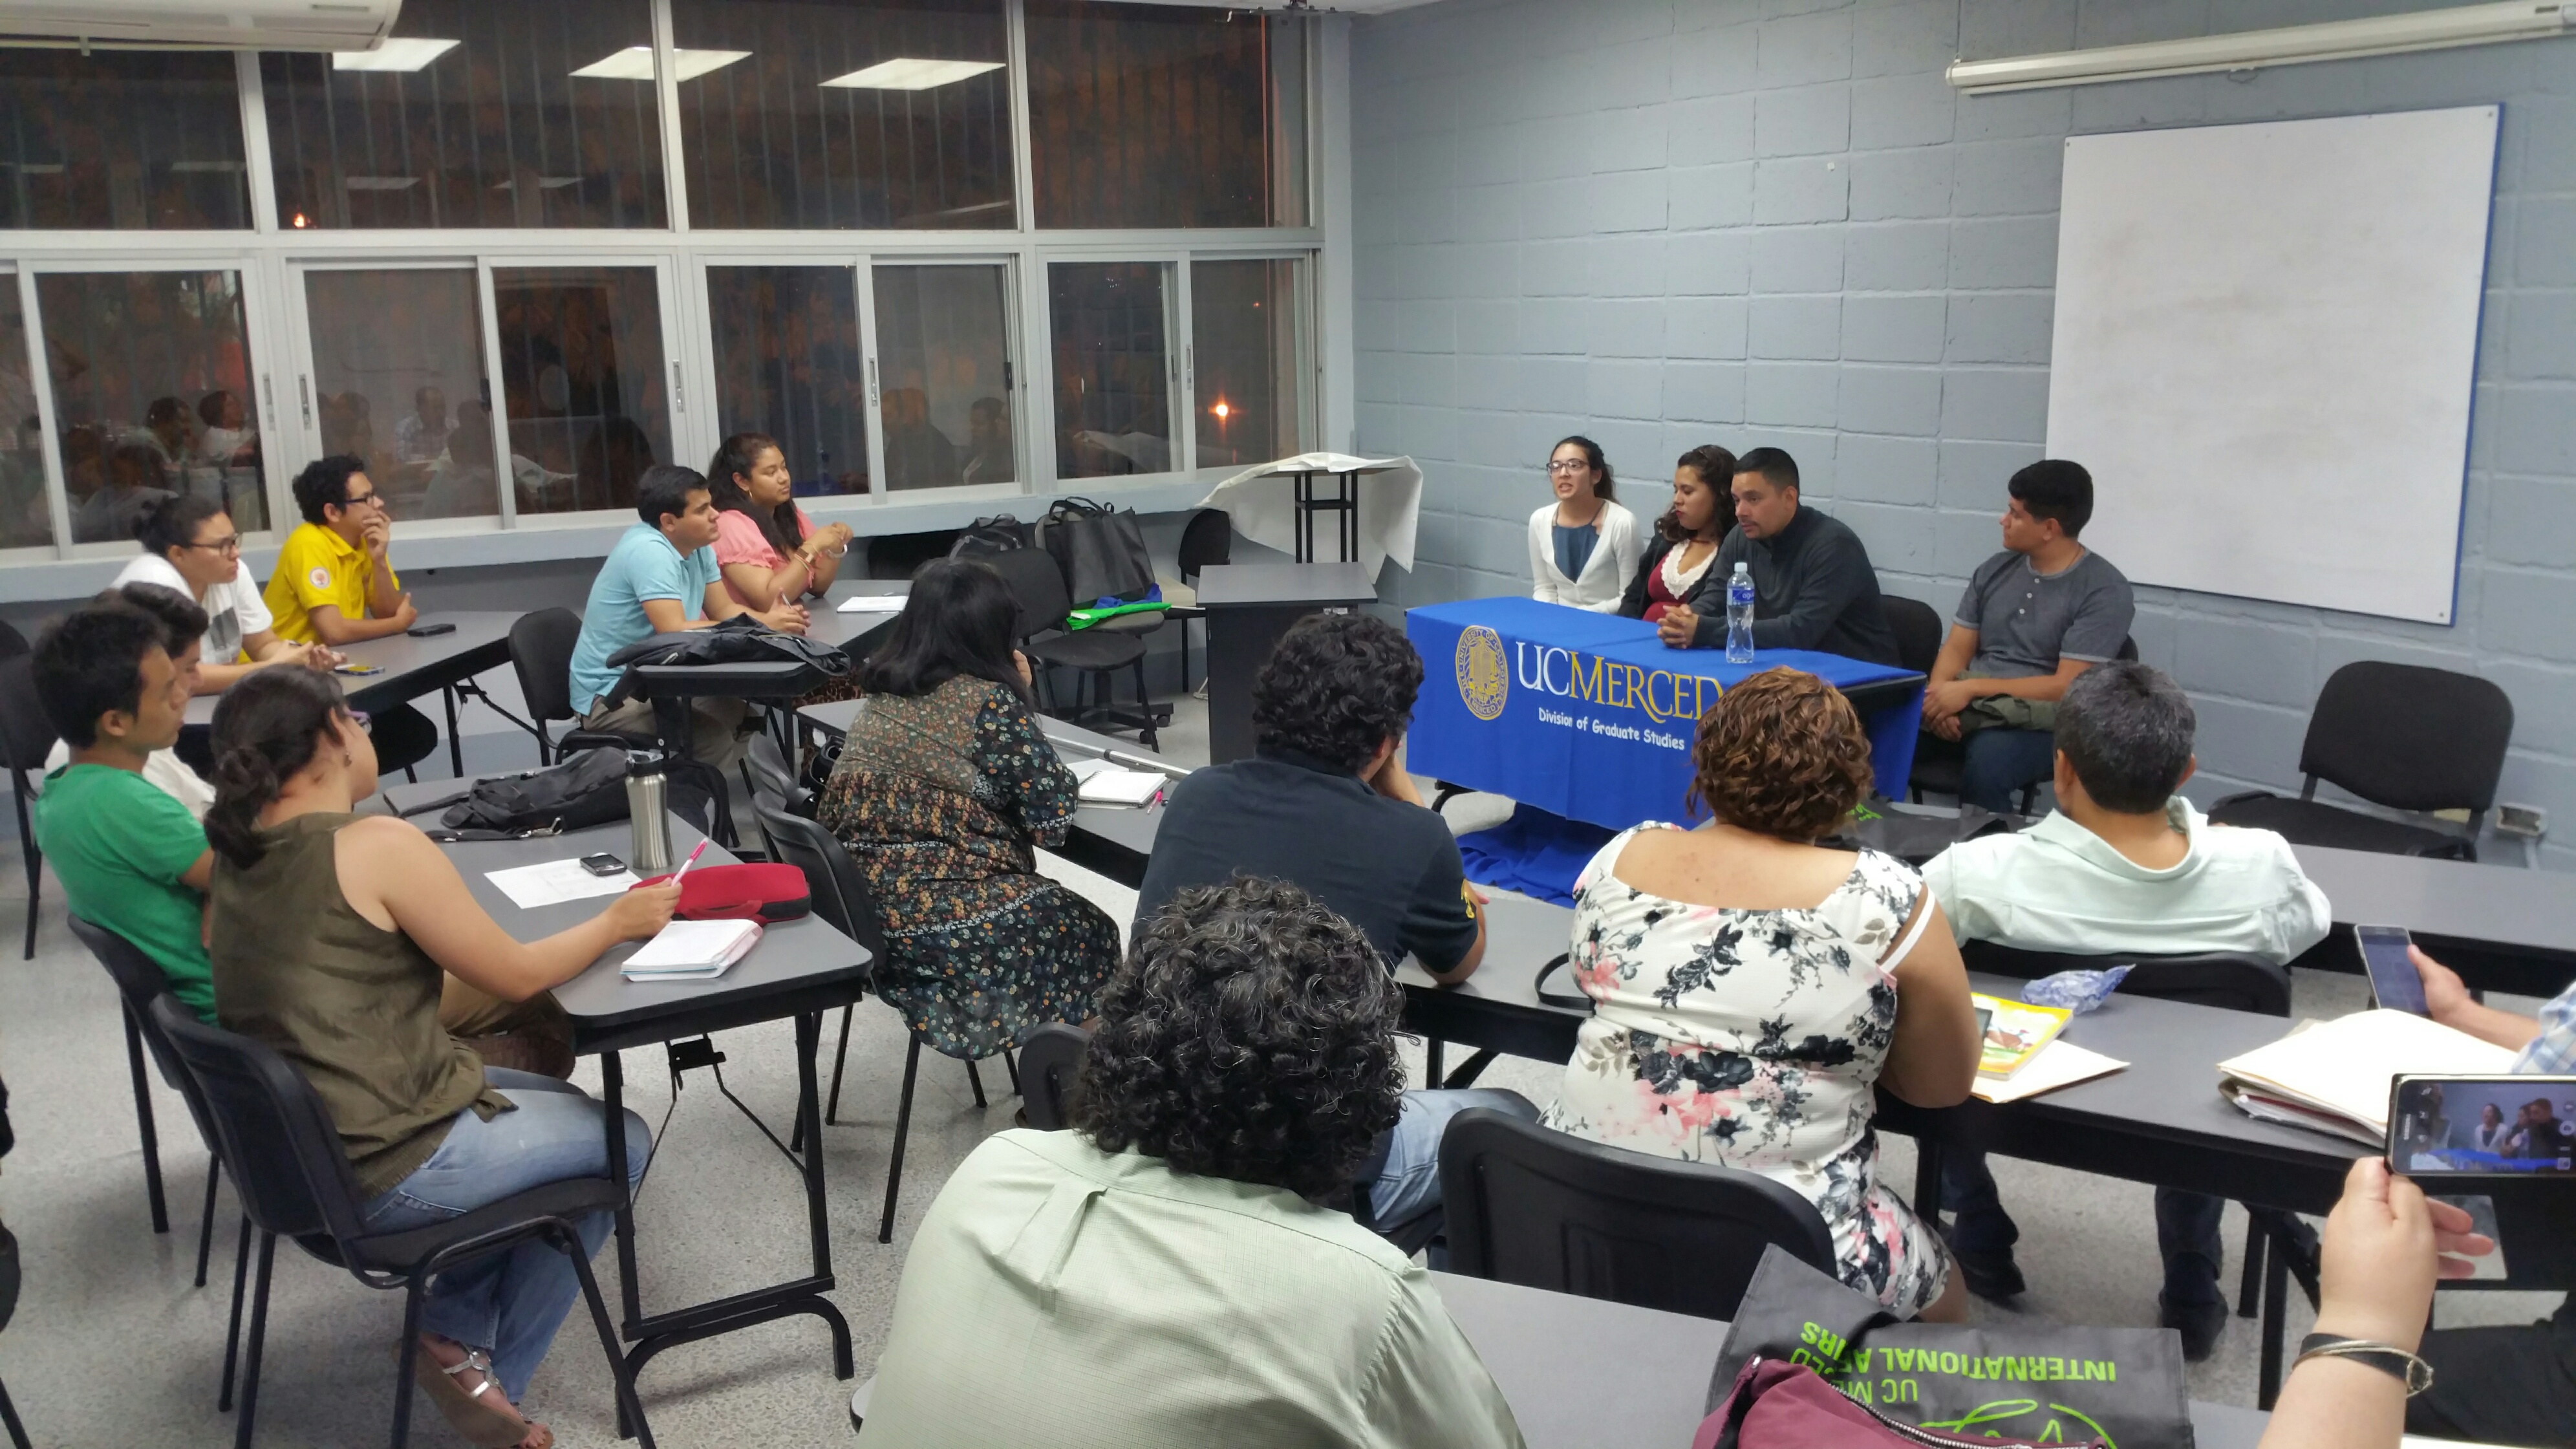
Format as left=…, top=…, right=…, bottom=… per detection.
left=410, top=1344, right=532, bottom=1449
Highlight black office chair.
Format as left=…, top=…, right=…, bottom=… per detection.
left=68, top=918, right=233, bottom=1282
left=151, top=996, right=654, bottom=1449
left=1908, top=634, right=2138, bottom=816
left=1882, top=595, right=1944, bottom=677
left=2209, top=661, right=2511, bottom=861
left=1015, top=1024, right=1089, bottom=1131
left=1169, top=507, right=1232, bottom=693
left=1, top=1068, right=31, bottom=1449
left=1439, top=1108, right=1836, bottom=1320
left=0, top=656, right=54, bottom=960
left=506, top=608, right=649, bottom=766
left=982, top=548, right=1160, bottom=752
left=754, top=803, right=1016, bottom=1244
left=738, top=734, right=807, bottom=860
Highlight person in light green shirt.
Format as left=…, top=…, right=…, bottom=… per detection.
left=858, top=877, right=1527, bottom=1449
left=29, top=604, right=216, bottom=1018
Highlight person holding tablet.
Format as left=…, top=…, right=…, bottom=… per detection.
left=1526, top=435, right=1640, bottom=612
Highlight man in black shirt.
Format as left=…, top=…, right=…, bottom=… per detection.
left=1135, top=612, right=1536, bottom=1228
left=1661, top=447, right=1900, bottom=665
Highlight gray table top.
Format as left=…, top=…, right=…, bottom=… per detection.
left=378, top=777, right=870, bottom=1049
left=1430, top=1272, right=2270, bottom=1449
left=809, top=579, right=911, bottom=651
left=186, top=609, right=517, bottom=724
left=2292, top=841, right=2576, bottom=964
left=1194, top=561, right=1377, bottom=608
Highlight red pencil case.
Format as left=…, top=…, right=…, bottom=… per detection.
left=632, top=862, right=812, bottom=923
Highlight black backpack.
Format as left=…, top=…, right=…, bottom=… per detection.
left=948, top=513, right=1033, bottom=559
left=399, top=747, right=724, bottom=843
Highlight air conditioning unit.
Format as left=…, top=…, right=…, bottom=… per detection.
left=0, top=0, right=399, bottom=52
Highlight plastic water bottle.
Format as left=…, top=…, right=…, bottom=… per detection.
left=1724, top=561, right=1757, bottom=664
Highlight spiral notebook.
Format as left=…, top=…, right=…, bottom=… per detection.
left=621, top=919, right=763, bottom=981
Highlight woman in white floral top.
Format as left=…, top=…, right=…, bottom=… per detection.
left=1543, top=668, right=1980, bottom=1319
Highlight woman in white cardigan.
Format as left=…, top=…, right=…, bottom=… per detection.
left=1529, top=435, right=1642, bottom=612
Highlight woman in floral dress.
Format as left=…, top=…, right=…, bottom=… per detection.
left=819, top=559, right=1119, bottom=1061
left=1543, top=668, right=1981, bottom=1319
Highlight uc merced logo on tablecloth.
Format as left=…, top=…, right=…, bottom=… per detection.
left=1455, top=625, right=1507, bottom=721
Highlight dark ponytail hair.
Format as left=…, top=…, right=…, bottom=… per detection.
left=133, top=491, right=226, bottom=560
left=1552, top=435, right=1613, bottom=502
left=204, top=667, right=350, bottom=870
left=1660, top=444, right=1739, bottom=544
left=705, top=433, right=806, bottom=562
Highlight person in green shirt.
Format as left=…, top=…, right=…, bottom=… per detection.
left=30, top=603, right=215, bottom=1018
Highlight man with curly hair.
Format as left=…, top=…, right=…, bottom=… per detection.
left=857, top=878, right=1527, bottom=1448
left=1133, top=612, right=1540, bottom=1232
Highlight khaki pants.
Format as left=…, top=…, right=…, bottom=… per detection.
left=439, top=977, right=574, bottom=1079
left=583, top=694, right=751, bottom=775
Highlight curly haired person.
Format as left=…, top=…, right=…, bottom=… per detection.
left=856, top=878, right=1527, bottom=1448
left=1543, top=667, right=1982, bottom=1320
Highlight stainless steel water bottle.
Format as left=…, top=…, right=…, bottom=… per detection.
left=625, top=749, right=674, bottom=874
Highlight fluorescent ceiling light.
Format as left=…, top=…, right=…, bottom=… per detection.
left=332, top=38, right=460, bottom=73
left=343, top=175, right=419, bottom=191
left=1949, top=1, right=2574, bottom=94
left=821, top=58, right=1004, bottom=91
left=570, top=46, right=750, bottom=82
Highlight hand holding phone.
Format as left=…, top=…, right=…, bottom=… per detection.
left=2356, top=925, right=2429, bottom=1015
left=2389, top=1074, right=2576, bottom=1175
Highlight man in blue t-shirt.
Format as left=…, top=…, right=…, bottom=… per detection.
left=570, top=464, right=806, bottom=770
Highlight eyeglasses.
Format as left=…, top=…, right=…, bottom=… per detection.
left=343, top=491, right=383, bottom=510
left=1544, top=460, right=1591, bottom=477
left=183, top=535, right=242, bottom=556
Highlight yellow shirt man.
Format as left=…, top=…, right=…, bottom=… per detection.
left=264, top=520, right=400, bottom=645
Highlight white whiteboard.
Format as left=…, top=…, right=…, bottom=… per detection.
left=2046, top=107, right=2497, bottom=624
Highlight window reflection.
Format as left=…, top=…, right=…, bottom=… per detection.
left=0, top=50, right=251, bottom=231
left=0, top=283, right=45, bottom=548
left=875, top=264, right=1014, bottom=490
left=303, top=269, right=500, bottom=521
left=492, top=267, right=671, bottom=514
left=707, top=266, right=868, bottom=497
left=37, top=272, right=267, bottom=543
left=1192, top=259, right=1303, bottom=469
left=1049, top=263, right=1170, bottom=480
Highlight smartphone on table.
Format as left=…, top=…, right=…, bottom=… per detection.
left=578, top=853, right=627, bottom=877
left=334, top=663, right=386, bottom=676
left=2388, top=1074, right=2576, bottom=1175
left=2355, top=924, right=2428, bottom=1015
left=407, top=622, right=457, bottom=638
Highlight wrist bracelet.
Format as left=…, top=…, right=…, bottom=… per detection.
left=2294, top=1334, right=2434, bottom=1395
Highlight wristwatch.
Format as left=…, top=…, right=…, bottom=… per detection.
left=2294, top=1334, right=2434, bottom=1395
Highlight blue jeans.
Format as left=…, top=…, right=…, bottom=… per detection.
left=1371, top=1088, right=1540, bottom=1227
left=1943, top=1149, right=2226, bottom=1305
left=361, top=1068, right=651, bottom=1404
left=1959, top=727, right=2057, bottom=814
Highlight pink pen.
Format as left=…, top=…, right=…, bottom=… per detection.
left=669, top=838, right=710, bottom=886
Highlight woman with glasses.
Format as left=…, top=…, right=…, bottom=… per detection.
left=1527, top=435, right=1641, bottom=612
left=118, top=493, right=341, bottom=694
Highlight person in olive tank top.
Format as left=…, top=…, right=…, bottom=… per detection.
left=203, top=669, right=679, bottom=1449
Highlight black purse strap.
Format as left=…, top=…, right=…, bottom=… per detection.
left=1532, top=952, right=1593, bottom=1011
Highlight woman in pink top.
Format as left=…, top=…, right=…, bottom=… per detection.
left=707, top=433, right=856, bottom=612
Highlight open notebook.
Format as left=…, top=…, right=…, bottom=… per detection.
left=2217, top=1010, right=2519, bottom=1146
left=621, top=919, right=763, bottom=982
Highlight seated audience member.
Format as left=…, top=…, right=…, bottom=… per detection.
left=857, top=877, right=1527, bottom=1448
left=1617, top=445, right=1736, bottom=626
left=706, top=433, right=853, bottom=612
left=30, top=606, right=218, bottom=1019
left=1920, top=661, right=2330, bottom=1354
left=121, top=494, right=338, bottom=694
left=41, top=585, right=217, bottom=817
left=2259, top=1157, right=2491, bottom=1449
left=2397, top=943, right=2576, bottom=1446
left=1920, top=460, right=2136, bottom=812
left=1134, top=612, right=1539, bottom=1229
left=1546, top=667, right=1977, bottom=1320
left=204, top=668, right=677, bottom=1449
left=74, top=442, right=175, bottom=544
left=1527, top=435, right=1640, bottom=612
left=1666, top=447, right=1899, bottom=664
left=567, top=464, right=807, bottom=769
left=263, top=455, right=438, bottom=771
left=817, top=559, right=1118, bottom=1069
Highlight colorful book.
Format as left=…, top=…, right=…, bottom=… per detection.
left=1971, top=994, right=2075, bottom=1078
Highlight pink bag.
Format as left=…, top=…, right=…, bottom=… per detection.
left=1695, top=1359, right=2106, bottom=1449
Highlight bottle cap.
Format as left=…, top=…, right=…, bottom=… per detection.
left=625, top=748, right=668, bottom=777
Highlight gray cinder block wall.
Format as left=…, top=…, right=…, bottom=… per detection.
left=1349, top=0, right=2576, bottom=867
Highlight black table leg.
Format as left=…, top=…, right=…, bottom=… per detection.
left=603, top=1049, right=643, bottom=1336
left=1293, top=473, right=1313, bottom=562
left=442, top=685, right=464, bottom=778
left=2258, top=1240, right=2290, bottom=1409
left=1425, top=1038, right=1444, bottom=1091
left=1913, top=1139, right=1946, bottom=1231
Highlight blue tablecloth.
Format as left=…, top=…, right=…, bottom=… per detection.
left=1406, top=597, right=1925, bottom=877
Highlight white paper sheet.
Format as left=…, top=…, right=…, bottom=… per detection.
left=486, top=858, right=640, bottom=909
left=1971, top=1040, right=2127, bottom=1104
left=837, top=592, right=908, bottom=614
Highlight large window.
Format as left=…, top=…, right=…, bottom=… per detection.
left=1191, top=259, right=1303, bottom=469
left=1025, top=1, right=1309, bottom=229
left=261, top=0, right=669, bottom=230
left=1049, top=262, right=1172, bottom=479
left=674, top=0, right=1014, bottom=231
left=707, top=265, right=869, bottom=497
left=0, top=282, right=46, bottom=548
left=300, top=268, right=495, bottom=521
left=38, top=270, right=268, bottom=544
left=875, top=264, right=1014, bottom=489
left=0, top=51, right=250, bottom=231
left=493, top=267, right=672, bottom=514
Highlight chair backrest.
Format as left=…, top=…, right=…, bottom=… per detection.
left=980, top=546, right=1073, bottom=639
left=2115, top=634, right=2140, bottom=663
left=2299, top=660, right=2513, bottom=814
left=1177, top=508, right=1232, bottom=579
left=1439, top=1108, right=1837, bottom=1321
left=1880, top=596, right=1944, bottom=676
left=69, top=916, right=193, bottom=1091
left=0, top=618, right=28, bottom=659
left=754, top=802, right=887, bottom=969
left=1016, top=1024, right=1089, bottom=1130
left=0, top=654, right=58, bottom=775
left=149, top=994, right=372, bottom=1249
left=743, top=733, right=802, bottom=816
left=508, top=608, right=586, bottom=727
left=1959, top=939, right=2291, bottom=1016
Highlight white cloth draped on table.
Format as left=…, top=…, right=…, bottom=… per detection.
left=1197, top=451, right=1422, bottom=580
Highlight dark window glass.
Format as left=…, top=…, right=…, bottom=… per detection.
left=0, top=51, right=250, bottom=230
left=261, top=0, right=667, bottom=230
left=1049, top=262, right=1170, bottom=479
left=707, top=266, right=869, bottom=497
left=874, top=264, right=1013, bottom=490
left=38, top=272, right=269, bottom=543
left=673, top=0, right=1013, bottom=230
left=302, top=269, right=497, bottom=521
left=492, top=267, right=671, bottom=514
left=1192, top=259, right=1302, bottom=470
left=0, top=283, right=48, bottom=548
left=1025, top=1, right=1307, bottom=230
